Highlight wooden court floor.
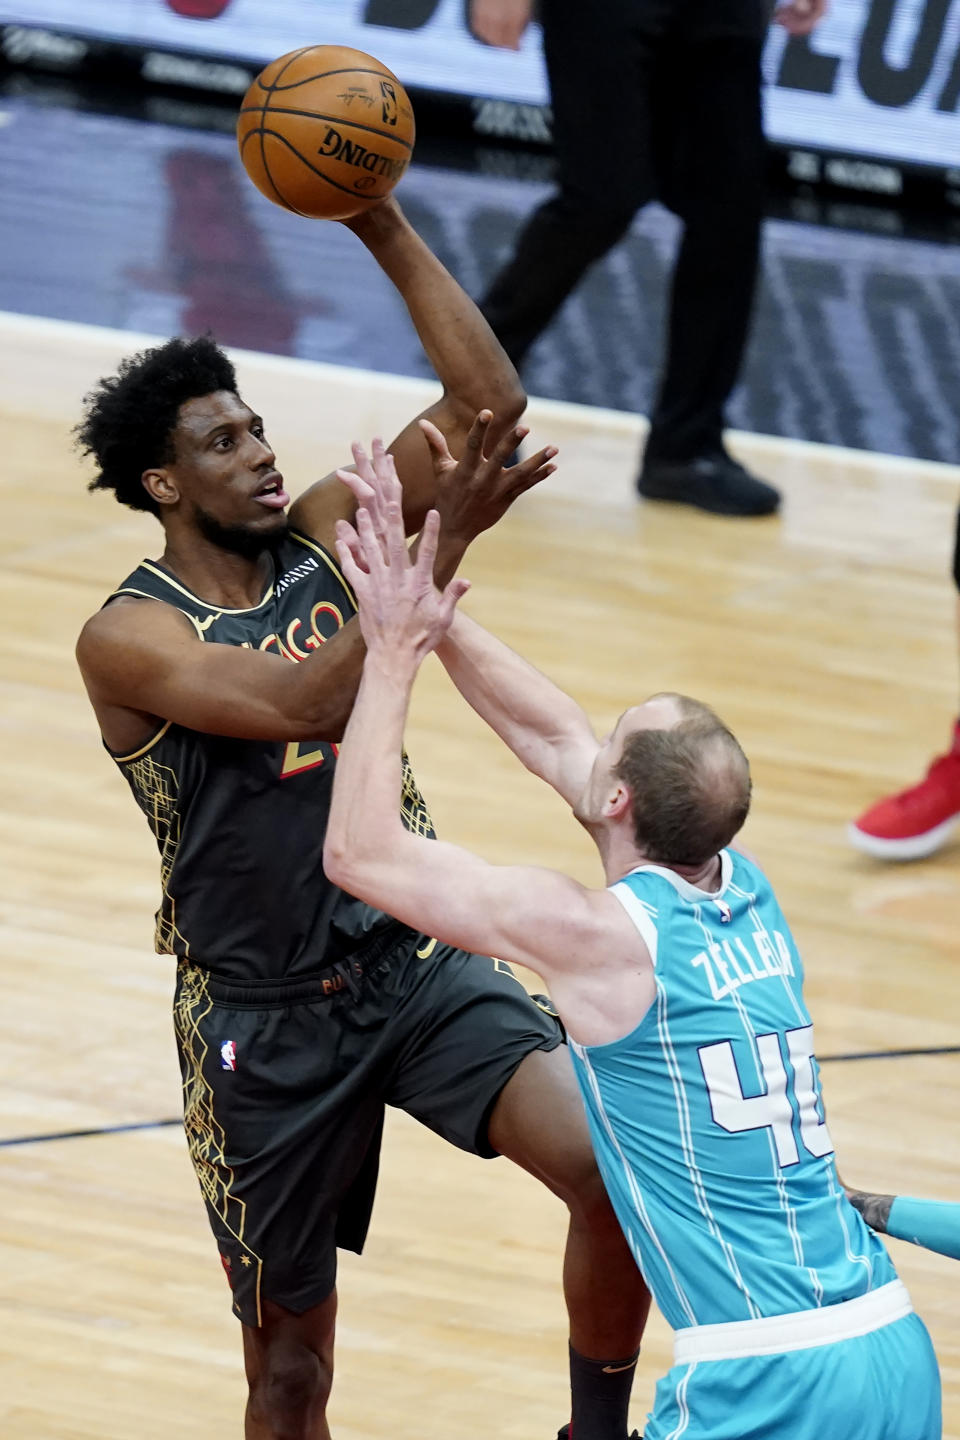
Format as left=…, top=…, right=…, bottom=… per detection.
left=0, top=316, right=957, bottom=1438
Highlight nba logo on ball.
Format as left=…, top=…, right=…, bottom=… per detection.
left=237, top=45, right=416, bottom=220
left=221, top=1039, right=237, bottom=1071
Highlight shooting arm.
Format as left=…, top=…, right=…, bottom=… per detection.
left=77, top=599, right=367, bottom=743
left=291, top=199, right=525, bottom=545
left=435, top=611, right=599, bottom=805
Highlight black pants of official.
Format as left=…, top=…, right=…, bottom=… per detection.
left=480, top=0, right=771, bottom=464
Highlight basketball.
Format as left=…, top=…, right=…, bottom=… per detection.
left=237, top=45, right=416, bottom=221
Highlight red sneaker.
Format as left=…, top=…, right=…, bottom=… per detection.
left=849, top=722, right=960, bottom=860
left=165, top=0, right=233, bottom=17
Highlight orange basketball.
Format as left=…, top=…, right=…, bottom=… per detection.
left=237, top=45, right=416, bottom=220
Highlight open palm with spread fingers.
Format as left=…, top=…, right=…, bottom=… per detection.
left=335, top=496, right=470, bottom=671
left=419, top=409, right=557, bottom=543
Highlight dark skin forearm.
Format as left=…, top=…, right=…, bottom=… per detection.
left=344, top=200, right=524, bottom=447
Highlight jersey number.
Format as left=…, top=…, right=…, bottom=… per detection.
left=698, top=1026, right=833, bottom=1169
left=280, top=739, right=339, bottom=778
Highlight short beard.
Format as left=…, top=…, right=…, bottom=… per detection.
left=195, top=506, right=285, bottom=560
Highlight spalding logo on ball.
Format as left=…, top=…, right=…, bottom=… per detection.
left=237, top=45, right=416, bottom=220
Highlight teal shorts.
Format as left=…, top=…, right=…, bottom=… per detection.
left=646, top=1311, right=940, bottom=1440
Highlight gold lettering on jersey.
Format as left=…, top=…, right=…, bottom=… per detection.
left=281, top=739, right=338, bottom=778
left=310, top=601, right=344, bottom=647
left=285, top=619, right=311, bottom=660
left=690, top=929, right=795, bottom=1003
left=257, top=601, right=346, bottom=668
left=259, top=632, right=298, bottom=662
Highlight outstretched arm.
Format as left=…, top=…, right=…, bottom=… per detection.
left=395, top=417, right=598, bottom=805
left=322, top=489, right=640, bottom=986
left=435, top=611, right=599, bottom=806
left=289, top=198, right=535, bottom=548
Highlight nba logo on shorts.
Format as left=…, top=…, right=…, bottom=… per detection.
left=220, top=1039, right=237, bottom=1071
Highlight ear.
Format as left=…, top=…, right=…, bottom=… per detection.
left=142, top=468, right=179, bottom=509
left=603, top=780, right=632, bottom=822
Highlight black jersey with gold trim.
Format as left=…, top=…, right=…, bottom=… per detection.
left=105, top=530, right=433, bottom=981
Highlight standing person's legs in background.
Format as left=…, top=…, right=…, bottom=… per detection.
left=638, top=4, right=779, bottom=515
left=850, top=504, right=960, bottom=859
left=479, top=0, right=663, bottom=366
left=480, top=0, right=778, bottom=516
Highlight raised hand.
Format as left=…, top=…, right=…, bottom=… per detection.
left=420, top=410, right=557, bottom=546
left=335, top=436, right=401, bottom=567
left=334, top=494, right=470, bottom=672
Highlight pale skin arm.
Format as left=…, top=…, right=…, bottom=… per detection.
left=322, top=497, right=647, bottom=993
left=338, top=421, right=594, bottom=804
left=436, top=612, right=599, bottom=806
left=288, top=198, right=534, bottom=548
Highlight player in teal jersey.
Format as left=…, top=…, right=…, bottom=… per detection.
left=324, top=464, right=942, bottom=1440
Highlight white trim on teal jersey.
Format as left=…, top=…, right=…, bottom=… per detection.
left=672, top=1279, right=912, bottom=1364
left=665, top=1362, right=697, bottom=1440
left=573, top=1042, right=700, bottom=1327
left=608, top=881, right=659, bottom=963
left=654, top=975, right=763, bottom=1320
left=622, top=849, right=734, bottom=904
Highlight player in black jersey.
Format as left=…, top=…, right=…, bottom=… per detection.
left=75, top=197, right=650, bottom=1440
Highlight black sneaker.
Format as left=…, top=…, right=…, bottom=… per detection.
left=637, top=452, right=780, bottom=517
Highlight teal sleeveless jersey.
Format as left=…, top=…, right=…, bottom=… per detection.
left=569, top=850, right=896, bottom=1331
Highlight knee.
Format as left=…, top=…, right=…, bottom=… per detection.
left=248, top=1349, right=332, bottom=1437
left=549, top=190, right=643, bottom=258
left=548, top=1141, right=620, bottom=1231
left=568, top=1167, right=621, bottom=1233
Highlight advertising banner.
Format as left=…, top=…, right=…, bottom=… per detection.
left=1, top=0, right=958, bottom=176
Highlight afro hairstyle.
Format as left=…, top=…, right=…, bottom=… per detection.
left=76, top=335, right=238, bottom=515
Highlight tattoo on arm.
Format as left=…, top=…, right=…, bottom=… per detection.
left=847, top=1190, right=895, bottom=1233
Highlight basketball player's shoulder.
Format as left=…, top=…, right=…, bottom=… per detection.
left=77, top=562, right=201, bottom=675
left=286, top=473, right=356, bottom=552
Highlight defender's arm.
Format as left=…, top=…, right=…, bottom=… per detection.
left=436, top=611, right=600, bottom=806
left=323, top=495, right=647, bottom=989
left=323, top=658, right=635, bottom=981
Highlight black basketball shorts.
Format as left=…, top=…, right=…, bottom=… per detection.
left=172, top=931, right=562, bottom=1327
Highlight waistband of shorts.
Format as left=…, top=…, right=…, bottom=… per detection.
left=672, top=1279, right=913, bottom=1364
left=180, top=927, right=417, bottom=1007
